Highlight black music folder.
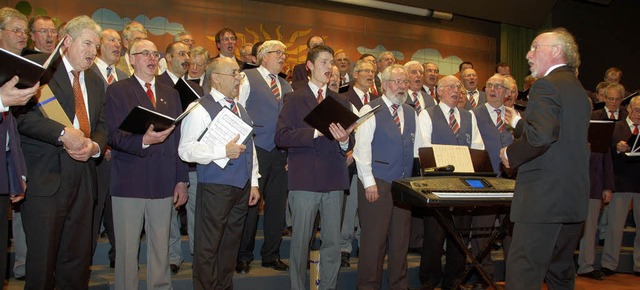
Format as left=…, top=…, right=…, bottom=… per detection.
left=0, top=35, right=65, bottom=88
left=119, top=103, right=199, bottom=134
left=303, top=96, right=379, bottom=140
left=174, top=78, right=201, bottom=111
left=588, top=120, right=615, bottom=153
left=592, top=102, right=605, bottom=111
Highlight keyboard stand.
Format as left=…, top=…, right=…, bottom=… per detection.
left=432, top=206, right=509, bottom=290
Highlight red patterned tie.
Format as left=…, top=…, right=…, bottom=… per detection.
left=269, top=74, right=280, bottom=101
left=468, top=91, right=477, bottom=108
left=71, top=71, right=91, bottom=137
left=225, top=98, right=239, bottom=115
left=391, top=104, right=400, bottom=131
left=495, top=108, right=504, bottom=133
left=633, top=124, right=639, bottom=135
left=106, top=66, right=115, bottom=85
left=449, top=108, right=459, bottom=134
left=145, top=83, right=156, bottom=108
left=429, top=88, right=435, bottom=98
left=317, top=88, right=323, bottom=103
left=609, top=111, right=615, bottom=120
left=363, top=93, right=369, bottom=105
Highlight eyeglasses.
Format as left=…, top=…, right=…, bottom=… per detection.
left=486, top=83, right=507, bottom=90
left=131, top=50, right=161, bottom=59
left=356, top=69, right=374, bottom=74
left=388, top=79, right=409, bottom=86
left=442, top=84, right=462, bottom=90
left=267, top=50, right=287, bottom=57
left=2, top=28, right=29, bottom=36
left=529, top=44, right=558, bottom=52
left=213, top=71, right=245, bottom=79
left=34, top=29, right=57, bottom=35
left=220, top=36, right=237, bottom=43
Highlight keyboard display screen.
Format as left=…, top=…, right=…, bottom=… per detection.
left=463, top=179, right=485, bottom=188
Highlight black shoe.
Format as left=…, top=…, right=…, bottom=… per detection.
left=262, top=259, right=289, bottom=271
left=235, top=260, right=251, bottom=274
left=578, top=270, right=604, bottom=280
left=110, top=261, right=115, bottom=268
left=170, top=264, right=179, bottom=274
left=340, top=252, right=350, bottom=267
left=600, top=267, right=616, bottom=276
left=633, top=271, right=640, bottom=277
left=15, top=276, right=25, bottom=281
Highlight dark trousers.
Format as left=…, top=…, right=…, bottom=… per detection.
left=91, top=158, right=115, bottom=263
left=237, top=147, right=287, bottom=263
left=0, top=196, right=9, bottom=283
left=22, top=157, right=94, bottom=290
left=356, top=179, right=411, bottom=290
left=505, top=221, right=583, bottom=290
left=419, top=210, right=470, bottom=290
left=193, top=182, right=249, bottom=290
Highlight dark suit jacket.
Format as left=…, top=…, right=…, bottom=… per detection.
left=342, top=86, right=379, bottom=111
left=610, top=121, right=640, bottom=193
left=292, top=63, right=308, bottom=82
left=0, top=113, right=27, bottom=195
left=89, top=63, right=128, bottom=91
left=275, top=85, right=353, bottom=192
left=16, top=59, right=108, bottom=197
left=105, top=77, right=189, bottom=199
left=184, top=74, right=211, bottom=95
left=157, top=71, right=205, bottom=97
left=507, top=65, right=591, bottom=223
left=591, top=107, right=628, bottom=121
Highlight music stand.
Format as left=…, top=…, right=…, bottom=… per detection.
left=416, top=146, right=507, bottom=290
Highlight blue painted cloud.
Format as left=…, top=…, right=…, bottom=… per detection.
left=91, top=8, right=184, bottom=35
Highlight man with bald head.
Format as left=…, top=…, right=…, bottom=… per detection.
left=499, top=28, right=590, bottom=290
left=28, top=15, right=57, bottom=53
left=17, top=15, right=107, bottom=289
left=404, top=61, right=436, bottom=114
left=105, top=38, right=189, bottom=289
left=461, top=68, right=486, bottom=110
left=417, top=75, right=484, bottom=290
left=179, top=57, right=260, bottom=290
left=354, top=64, right=423, bottom=290
left=236, top=40, right=293, bottom=274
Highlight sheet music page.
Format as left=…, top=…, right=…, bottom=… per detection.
left=200, top=108, right=253, bottom=169
left=432, top=144, right=475, bottom=172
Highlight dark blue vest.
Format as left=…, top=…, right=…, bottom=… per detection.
left=369, top=98, right=416, bottom=183
left=427, top=105, right=473, bottom=147
left=472, top=106, right=514, bottom=175
left=196, top=95, right=254, bottom=188
left=244, top=68, right=293, bottom=151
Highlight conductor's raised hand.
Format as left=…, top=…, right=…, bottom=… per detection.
left=142, top=124, right=175, bottom=145
left=226, top=134, right=246, bottom=159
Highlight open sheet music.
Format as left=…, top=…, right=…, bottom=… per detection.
left=432, top=144, right=475, bottom=173
left=197, top=107, right=253, bottom=168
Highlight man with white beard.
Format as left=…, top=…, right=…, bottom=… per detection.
left=353, top=64, right=424, bottom=290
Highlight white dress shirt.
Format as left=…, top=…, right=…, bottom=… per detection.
left=353, top=95, right=424, bottom=188
left=178, top=88, right=260, bottom=187
left=417, top=102, right=485, bottom=150
left=94, top=57, right=118, bottom=83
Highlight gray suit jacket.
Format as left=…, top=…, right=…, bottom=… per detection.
left=507, top=65, right=590, bottom=223
left=463, top=91, right=487, bottom=110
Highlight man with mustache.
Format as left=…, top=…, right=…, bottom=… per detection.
left=236, top=40, right=292, bottom=274
left=354, top=64, right=424, bottom=290
left=417, top=75, right=484, bottom=290
left=17, top=15, right=107, bottom=289
left=28, top=15, right=57, bottom=53
left=105, top=39, right=189, bottom=290
left=276, top=44, right=353, bottom=290
left=88, top=27, right=129, bottom=270
left=179, top=57, right=260, bottom=290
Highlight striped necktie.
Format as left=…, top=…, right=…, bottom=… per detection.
left=391, top=104, right=400, bottom=131
left=468, top=90, right=477, bottom=108
left=495, top=108, right=504, bottom=133
left=225, top=98, right=239, bottom=115
left=106, top=66, right=115, bottom=84
left=412, top=92, right=422, bottom=114
left=449, top=108, right=459, bottom=134
left=269, top=74, right=280, bottom=101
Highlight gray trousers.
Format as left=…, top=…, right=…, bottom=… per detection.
left=289, top=190, right=343, bottom=290
left=112, top=196, right=173, bottom=290
left=186, top=171, right=197, bottom=254
left=340, top=175, right=360, bottom=254
left=168, top=204, right=184, bottom=266
left=11, top=208, right=26, bottom=277
left=601, top=192, right=640, bottom=271
left=577, top=199, right=602, bottom=274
